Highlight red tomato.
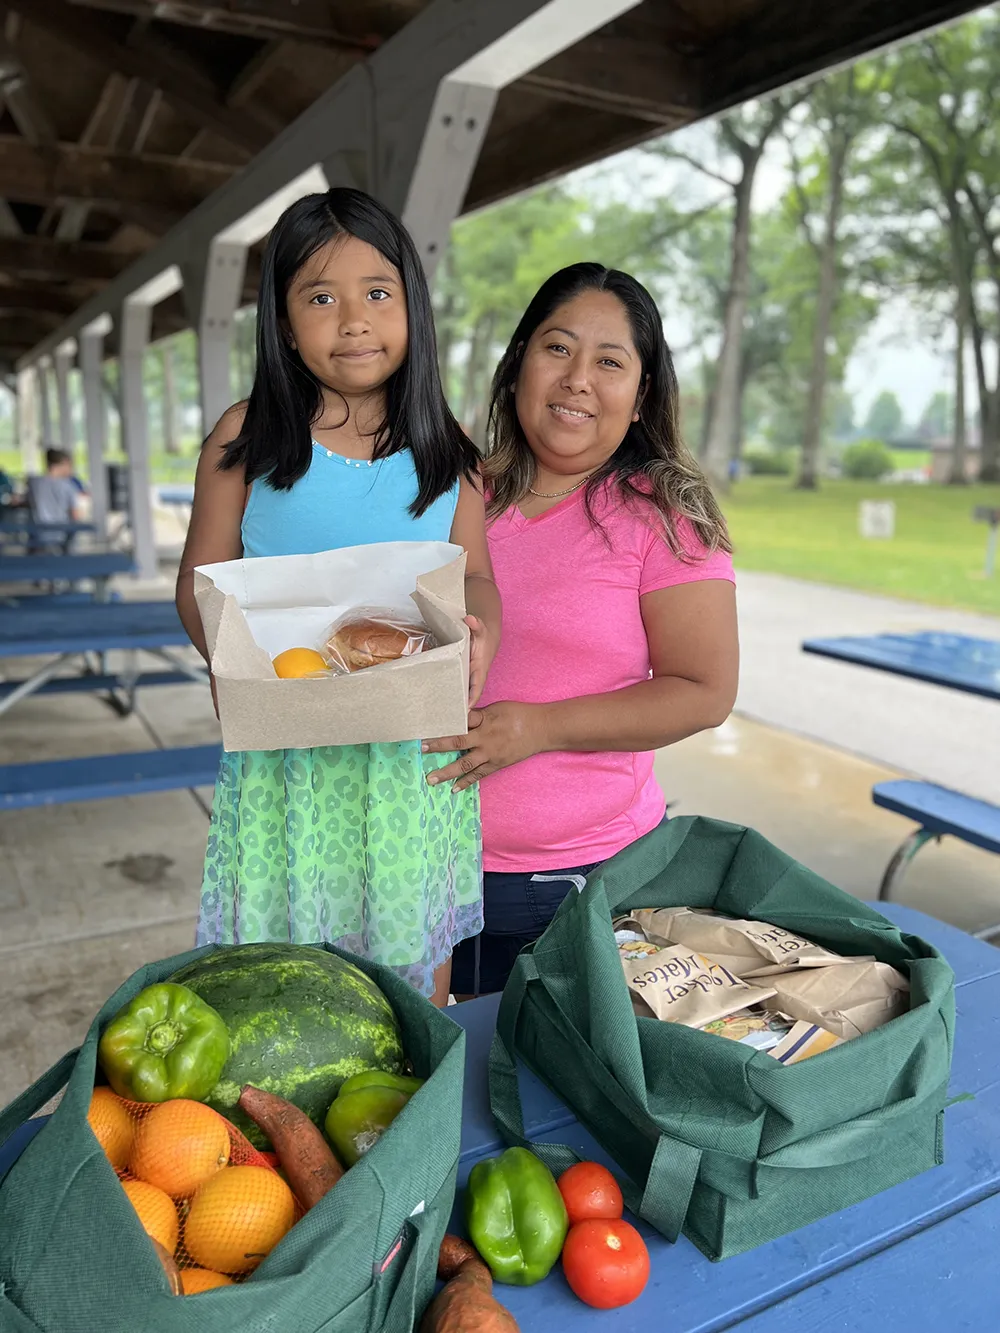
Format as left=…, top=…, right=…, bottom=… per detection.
left=557, top=1162, right=623, bottom=1225
left=562, top=1218, right=650, bottom=1310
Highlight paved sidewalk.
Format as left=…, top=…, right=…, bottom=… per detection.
left=734, top=570, right=1000, bottom=805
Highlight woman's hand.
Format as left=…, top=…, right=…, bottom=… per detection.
left=424, top=702, right=544, bottom=792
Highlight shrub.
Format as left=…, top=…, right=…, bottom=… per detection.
left=743, top=448, right=794, bottom=477
left=841, top=438, right=894, bottom=480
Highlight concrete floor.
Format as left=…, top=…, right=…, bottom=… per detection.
left=0, top=566, right=997, bottom=1109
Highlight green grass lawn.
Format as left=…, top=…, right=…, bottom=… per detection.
left=723, top=477, right=1000, bottom=617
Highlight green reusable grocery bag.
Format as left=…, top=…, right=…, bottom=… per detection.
left=0, top=943, right=465, bottom=1333
left=489, top=816, right=955, bottom=1260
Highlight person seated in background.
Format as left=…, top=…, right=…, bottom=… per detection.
left=28, top=449, right=83, bottom=551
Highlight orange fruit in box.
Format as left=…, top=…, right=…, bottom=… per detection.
left=87, top=1087, right=133, bottom=1171
left=180, top=1268, right=235, bottom=1294
left=129, top=1100, right=231, bottom=1199
left=272, top=647, right=329, bottom=679
left=122, top=1178, right=180, bottom=1254
left=184, top=1165, right=295, bottom=1274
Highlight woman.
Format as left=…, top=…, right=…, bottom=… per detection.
left=425, top=262, right=738, bottom=997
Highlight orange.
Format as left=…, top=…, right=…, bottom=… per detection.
left=129, top=1100, right=231, bottom=1199
left=272, top=647, right=329, bottom=679
left=122, top=1178, right=180, bottom=1254
left=184, top=1165, right=295, bottom=1274
left=180, top=1268, right=235, bottom=1294
left=87, top=1087, right=133, bottom=1171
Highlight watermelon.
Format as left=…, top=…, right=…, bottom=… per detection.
left=169, top=944, right=404, bottom=1148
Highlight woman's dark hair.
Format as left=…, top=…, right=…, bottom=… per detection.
left=485, top=262, right=731, bottom=555
left=220, top=188, right=477, bottom=515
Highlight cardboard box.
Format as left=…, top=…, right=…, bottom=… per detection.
left=194, top=540, right=469, bottom=752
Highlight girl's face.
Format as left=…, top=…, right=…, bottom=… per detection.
left=284, top=234, right=409, bottom=400
left=514, top=290, right=643, bottom=475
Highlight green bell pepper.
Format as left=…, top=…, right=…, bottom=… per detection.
left=324, top=1070, right=424, bottom=1166
left=98, top=982, right=230, bottom=1103
left=465, top=1147, right=569, bottom=1286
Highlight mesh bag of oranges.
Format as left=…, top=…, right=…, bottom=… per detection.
left=88, top=1090, right=300, bottom=1292
left=0, top=943, right=465, bottom=1333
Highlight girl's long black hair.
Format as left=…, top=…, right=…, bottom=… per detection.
left=220, top=188, right=477, bottom=515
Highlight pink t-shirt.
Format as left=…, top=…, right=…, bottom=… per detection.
left=480, top=484, right=735, bottom=873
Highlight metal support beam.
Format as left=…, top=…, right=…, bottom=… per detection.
left=53, top=343, right=75, bottom=452
left=79, top=320, right=110, bottom=537
left=15, top=365, right=40, bottom=474
left=397, top=81, right=495, bottom=280
left=182, top=238, right=248, bottom=435
left=37, top=357, right=53, bottom=446
left=21, top=0, right=643, bottom=368
left=118, top=299, right=157, bottom=580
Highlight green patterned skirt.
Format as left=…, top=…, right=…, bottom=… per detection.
left=197, top=741, right=483, bottom=997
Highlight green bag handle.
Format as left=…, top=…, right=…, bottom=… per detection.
left=489, top=952, right=701, bottom=1243
left=0, top=1048, right=79, bottom=1153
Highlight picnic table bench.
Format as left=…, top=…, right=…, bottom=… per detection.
left=0, top=744, right=221, bottom=810
left=0, top=599, right=206, bottom=717
left=0, top=517, right=95, bottom=553
left=802, top=629, right=1000, bottom=935
left=0, top=551, right=134, bottom=601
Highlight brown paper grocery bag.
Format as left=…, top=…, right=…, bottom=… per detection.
left=194, top=540, right=470, bottom=751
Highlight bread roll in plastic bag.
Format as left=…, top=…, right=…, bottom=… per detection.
left=324, top=607, right=437, bottom=673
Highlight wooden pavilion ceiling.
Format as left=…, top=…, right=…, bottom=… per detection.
left=0, top=0, right=981, bottom=367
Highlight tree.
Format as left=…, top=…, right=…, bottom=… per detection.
left=917, top=390, right=952, bottom=439
left=749, top=204, right=875, bottom=464
left=862, top=390, right=905, bottom=442
left=650, top=94, right=802, bottom=491
left=786, top=65, right=882, bottom=489
left=961, top=16, right=1000, bottom=481
left=884, top=21, right=995, bottom=483
left=828, top=387, right=855, bottom=439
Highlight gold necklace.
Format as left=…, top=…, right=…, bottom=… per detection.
left=527, top=474, right=592, bottom=499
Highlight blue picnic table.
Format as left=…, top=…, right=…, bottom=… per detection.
left=801, top=628, right=1000, bottom=936
left=1, top=905, right=998, bottom=1330
left=802, top=630, right=1000, bottom=701
left=0, top=599, right=206, bottom=716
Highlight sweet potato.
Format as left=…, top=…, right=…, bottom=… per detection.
left=438, top=1233, right=479, bottom=1281
left=238, top=1085, right=344, bottom=1209
left=420, top=1257, right=520, bottom=1333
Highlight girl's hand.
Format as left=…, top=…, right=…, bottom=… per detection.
left=465, top=614, right=495, bottom=708
left=423, top=702, right=543, bottom=792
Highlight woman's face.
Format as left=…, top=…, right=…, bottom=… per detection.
left=514, top=290, right=643, bottom=474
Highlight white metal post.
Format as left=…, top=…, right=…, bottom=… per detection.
left=118, top=299, right=158, bottom=580
left=37, top=357, right=53, bottom=448
left=183, top=238, right=249, bottom=438
left=15, top=366, right=41, bottom=475
left=79, top=319, right=111, bottom=538
left=53, top=344, right=75, bottom=453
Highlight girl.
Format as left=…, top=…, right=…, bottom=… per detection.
left=176, top=188, right=501, bottom=1006
left=425, top=263, right=737, bottom=997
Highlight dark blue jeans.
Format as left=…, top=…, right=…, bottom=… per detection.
left=451, top=862, right=599, bottom=997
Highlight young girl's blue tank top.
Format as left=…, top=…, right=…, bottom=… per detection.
left=241, top=442, right=459, bottom=558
